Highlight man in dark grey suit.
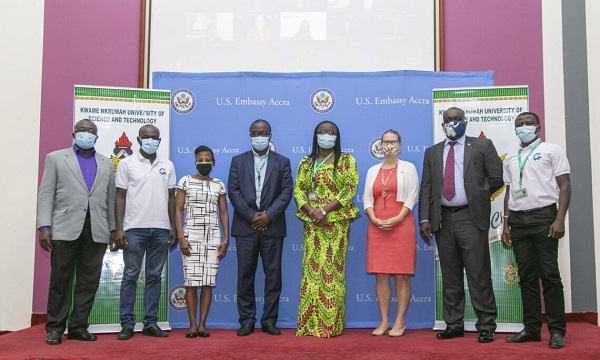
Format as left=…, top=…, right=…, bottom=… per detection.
left=37, top=119, right=116, bottom=345
left=419, top=107, right=503, bottom=343
left=228, top=119, right=293, bottom=336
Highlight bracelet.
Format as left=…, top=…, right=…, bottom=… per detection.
left=503, top=215, right=509, bottom=218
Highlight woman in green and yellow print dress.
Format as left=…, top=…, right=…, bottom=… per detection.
left=294, top=121, right=360, bottom=338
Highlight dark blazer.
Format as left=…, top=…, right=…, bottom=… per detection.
left=418, top=136, right=503, bottom=231
left=228, top=150, right=293, bottom=237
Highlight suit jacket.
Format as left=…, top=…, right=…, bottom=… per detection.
left=228, top=150, right=293, bottom=238
left=418, top=136, right=503, bottom=231
left=37, top=148, right=116, bottom=243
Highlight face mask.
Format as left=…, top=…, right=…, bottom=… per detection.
left=251, top=136, right=270, bottom=152
left=196, top=162, right=213, bottom=176
left=317, top=134, right=336, bottom=149
left=74, top=132, right=97, bottom=150
left=516, top=125, right=538, bottom=144
left=381, top=143, right=399, bottom=156
left=442, top=121, right=467, bottom=140
left=140, top=138, right=160, bottom=155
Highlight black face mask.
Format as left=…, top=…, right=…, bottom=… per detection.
left=196, top=162, right=212, bottom=176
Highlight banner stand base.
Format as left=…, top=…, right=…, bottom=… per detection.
left=87, top=321, right=171, bottom=334
left=434, top=321, right=524, bottom=333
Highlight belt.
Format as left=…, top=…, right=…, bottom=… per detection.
left=441, top=205, right=469, bottom=213
left=514, top=204, right=557, bottom=213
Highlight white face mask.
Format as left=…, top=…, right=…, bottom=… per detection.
left=251, top=136, right=270, bottom=151
left=317, top=134, right=336, bottom=149
left=515, top=125, right=538, bottom=143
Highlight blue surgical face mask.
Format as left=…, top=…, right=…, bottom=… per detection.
left=140, top=138, right=160, bottom=155
left=251, top=136, right=270, bottom=152
left=74, top=132, right=97, bottom=150
left=516, top=125, right=538, bottom=144
left=317, top=134, right=337, bottom=149
left=442, top=121, right=467, bottom=140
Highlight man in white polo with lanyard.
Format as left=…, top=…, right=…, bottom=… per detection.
left=502, top=112, right=571, bottom=349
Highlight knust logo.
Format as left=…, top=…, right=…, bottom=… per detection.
left=169, top=285, right=187, bottom=311
left=310, top=88, right=335, bottom=113
left=110, top=132, right=133, bottom=174
left=502, top=259, right=519, bottom=285
left=369, top=137, right=384, bottom=161
left=171, top=88, right=196, bottom=115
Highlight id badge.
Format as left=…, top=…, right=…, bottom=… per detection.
left=308, top=191, right=318, bottom=201
left=514, top=187, right=528, bottom=200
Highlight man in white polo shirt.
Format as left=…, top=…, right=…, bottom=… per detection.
left=113, top=124, right=177, bottom=340
left=502, top=112, right=571, bottom=349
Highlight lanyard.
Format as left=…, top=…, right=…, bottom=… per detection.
left=311, top=151, right=334, bottom=189
left=517, top=140, right=542, bottom=186
left=254, top=154, right=268, bottom=188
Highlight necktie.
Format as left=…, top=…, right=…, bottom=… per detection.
left=443, top=141, right=456, bottom=201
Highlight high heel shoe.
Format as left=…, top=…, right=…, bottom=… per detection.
left=372, top=326, right=391, bottom=336
left=389, top=327, right=405, bottom=337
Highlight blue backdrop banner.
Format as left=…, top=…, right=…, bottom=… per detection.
left=153, top=70, right=494, bottom=329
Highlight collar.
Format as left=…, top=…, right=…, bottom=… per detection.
left=72, top=144, right=96, bottom=157
left=444, top=134, right=466, bottom=146
left=252, top=148, right=269, bottom=159
left=136, top=149, right=161, bottom=163
left=519, top=138, right=542, bottom=150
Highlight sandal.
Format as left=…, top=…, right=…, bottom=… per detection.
left=185, top=330, right=198, bottom=338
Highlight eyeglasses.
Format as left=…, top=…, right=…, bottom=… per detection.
left=250, top=131, right=271, bottom=137
left=381, top=140, right=399, bottom=145
left=316, top=130, right=337, bottom=136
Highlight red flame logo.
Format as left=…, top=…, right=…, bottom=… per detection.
left=115, top=132, right=132, bottom=148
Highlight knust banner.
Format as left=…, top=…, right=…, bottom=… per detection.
left=153, top=71, right=493, bottom=329
left=432, top=86, right=529, bottom=332
left=74, top=85, right=171, bottom=332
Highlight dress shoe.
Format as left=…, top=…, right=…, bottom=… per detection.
left=197, top=330, right=211, bottom=338
left=237, top=324, right=255, bottom=336
left=436, top=328, right=464, bottom=339
left=505, top=329, right=541, bottom=343
left=142, top=324, right=169, bottom=337
left=185, top=330, right=198, bottom=338
left=549, top=333, right=565, bottom=349
left=46, top=331, right=62, bottom=345
left=67, top=329, right=97, bottom=341
left=478, top=330, right=494, bottom=343
left=262, top=323, right=281, bottom=335
left=389, top=327, right=406, bottom=337
left=117, top=327, right=134, bottom=340
left=372, top=326, right=391, bottom=336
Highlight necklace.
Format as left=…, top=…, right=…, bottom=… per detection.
left=380, top=161, right=398, bottom=209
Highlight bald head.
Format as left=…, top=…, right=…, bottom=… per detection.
left=73, top=119, right=97, bottom=134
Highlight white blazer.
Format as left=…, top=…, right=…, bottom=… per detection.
left=363, top=160, right=419, bottom=211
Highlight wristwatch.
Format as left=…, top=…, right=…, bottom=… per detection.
left=320, top=208, right=327, bottom=216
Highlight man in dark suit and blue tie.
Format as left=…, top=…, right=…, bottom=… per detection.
left=228, top=119, right=293, bottom=336
left=419, top=107, right=503, bottom=343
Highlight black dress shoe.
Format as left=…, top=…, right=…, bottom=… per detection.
left=478, top=330, right=494, bottom=343
left=549, top=333, right=565, bottom=349
left=261, top=324, right=281, bottom=335
left=505, top=329, right=541, bottom=343
left=436, top=328, right=464, bottom=339
left=117, top=327, right=134, bottom=340
left=67, top=329, right=97, bottom=341
left=237, top=324, right=255, bottom=336
left=46, top=331, right=62, bottom=345
left=185, top=330, right=198, bottom=338
left=142, top=324, right=169, bottom=337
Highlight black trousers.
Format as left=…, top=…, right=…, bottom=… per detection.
left=436, top=207, right=497, bottom=332
left=509, top=205, right=566, bottom=335
left=235, top=233, right=283, bottom=327
left=46, top=214, right=107, bottom=334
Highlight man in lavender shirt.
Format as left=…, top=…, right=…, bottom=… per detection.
left=37, top=119, right=116, bottom=345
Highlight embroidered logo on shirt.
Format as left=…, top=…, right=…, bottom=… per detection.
left=532, top=152, right=543, bottom=162
left=159, top=168, right=167, bottom=176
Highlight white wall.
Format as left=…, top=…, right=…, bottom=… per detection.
left=586, top=0, right=600, bottom=325
left=0, top=0, right=44, bottom=330
left=541, top=0, right=572, bottom=312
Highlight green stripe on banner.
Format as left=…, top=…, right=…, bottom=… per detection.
left=433, top=87, right=528, bottom=99
left=75, top=86, right=170, bottom=100
left=88, top=254, right=168, bottom=325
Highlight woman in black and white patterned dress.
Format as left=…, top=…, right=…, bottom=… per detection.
left=175, top=145, right=229, bottom=338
